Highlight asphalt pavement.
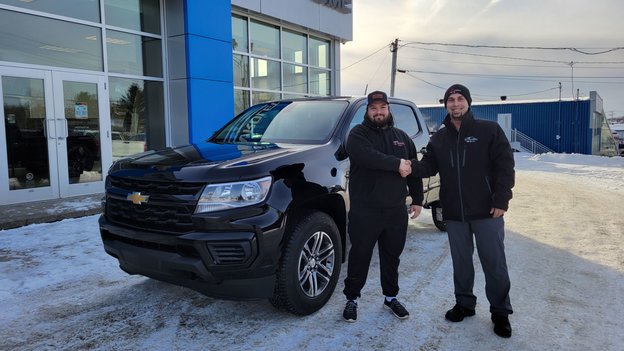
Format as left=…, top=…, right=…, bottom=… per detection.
left=0, top=193, right=103, bottom=230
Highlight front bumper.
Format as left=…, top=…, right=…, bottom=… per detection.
left=98, top=209, right=285, bottom=299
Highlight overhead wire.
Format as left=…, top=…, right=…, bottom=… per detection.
left=341, top=44, right=390, bottom=71
left=402, top=41, right=624, bottom=55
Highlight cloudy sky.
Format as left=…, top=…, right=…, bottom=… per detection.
left=340, top=0, right=624, bottom=118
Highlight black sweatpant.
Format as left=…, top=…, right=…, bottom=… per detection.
left=343, top=205, right=408, bottom=300
left=445, top=217, right=513, bottom=315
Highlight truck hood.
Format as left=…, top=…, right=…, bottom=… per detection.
left=109, top=141, right=327, bottom=181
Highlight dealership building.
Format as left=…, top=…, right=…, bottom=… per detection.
left=0, top=0, right=353, bottom=205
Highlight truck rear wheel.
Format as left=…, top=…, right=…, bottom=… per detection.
left=270, top=210, right=342, bottom=315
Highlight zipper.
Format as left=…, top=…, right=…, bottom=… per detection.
left=485, top=176, right=492, bottom=194
left=455, top=131, right=465, bottom=221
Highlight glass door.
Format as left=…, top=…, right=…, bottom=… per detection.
left=0, top=68, right=111, bottom=204
left=52, top=72, right=111, bottom=198
left=0, top=68, right=58, bottom=204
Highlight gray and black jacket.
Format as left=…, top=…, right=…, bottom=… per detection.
left=412, top=110, right=515, bottom=221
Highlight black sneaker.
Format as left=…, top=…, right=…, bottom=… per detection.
left=383, top=298, right=410, bottom=319
left=343, top=300, right=357, bottom=322
left=445, top=304, right=476, bottom=322
left=491, top=314, right=512, bottom=338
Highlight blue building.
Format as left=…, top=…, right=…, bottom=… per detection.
left=419, top=91, right=616, bottom=156
left=0, top=0, right=353, bottom=205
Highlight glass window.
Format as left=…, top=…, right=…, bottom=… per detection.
left=3, top=76, right=50, bottom=189
left=0, top=0, right=100, bottom=22
left=234, top=89, right=250, bottom=116
left=310, top=69, right=330, bottom=95
left=233, top=54, right=249, bottom=88
left=250, top=58, right=280, bottom=91
left=309, top=37, right=330, bottom=68
left=62, top=81, right=103, bottom=183
left=391, top=104, right=422, bottom=137
left=282, top=93, right=307, bottom=99
left=108, top=77, right=165, bottom=156
left=232, top=15, right=248, bottom=53
left=0, top=9, right=103, bottom=71
left=283, top=30, right=306, bottom=64
left=250, top=21, right=279, bottom=58
left=105, top=0, right=161, bottom=34
left=348, top=103, right=422, bottom=137
left=252, top=91, right=280, bottom=105
left=213, top=100, right=347, bottom=144
left=106, top=30, right=162, bottom=77
left=233, top=15, right=335, bottom=105
left=283, top=64, right=307, bottom=94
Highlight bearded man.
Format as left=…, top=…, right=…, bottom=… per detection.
left=341, top=90, right=422, bottom=322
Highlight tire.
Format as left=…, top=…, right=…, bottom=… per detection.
left=67, top=145, right=94, bottom=178
left=430, top=203, right=446, bottom=232
left=270, top=210, right=342, bottom=316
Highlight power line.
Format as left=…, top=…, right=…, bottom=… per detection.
left=401, top=56, right=624, bottom=70
left=398, top=68, right=624, bottom=80
left=476, top=87, right=561, bottom=98
left=399, top=70, right=562, bottom=99
left=401, top=41, right=624, bottom=55
left=397, top=71, right=447, bottom=89
left=404, top=46, right=624, bottom=65
left=341, top=44, right=390, bottom=71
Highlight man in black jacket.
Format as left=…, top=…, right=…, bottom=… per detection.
left=411, top=84, right=515, bottom=338
left=342, top=91, right=423, bottom=322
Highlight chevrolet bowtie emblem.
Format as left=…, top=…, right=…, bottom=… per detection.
left=127, top=192, right=149, bottom=205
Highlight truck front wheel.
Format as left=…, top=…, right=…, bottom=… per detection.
left=270, top=210, right=342, bottom=315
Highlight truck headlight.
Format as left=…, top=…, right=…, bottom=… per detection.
left=195, top=176, right=272, bottom=213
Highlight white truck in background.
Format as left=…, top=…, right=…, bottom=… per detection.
left=112, top=132, right=146, bottom=160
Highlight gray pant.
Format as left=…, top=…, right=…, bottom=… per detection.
left=445, top=217, right=513, bottom=315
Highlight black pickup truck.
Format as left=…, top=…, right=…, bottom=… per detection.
left=98, top=96, right=442, bottom=315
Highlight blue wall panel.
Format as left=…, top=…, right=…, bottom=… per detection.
left=185, top=0, right=232, bottom=41
left=419, top=100, right=592, bottom=154
left=184, top=0, right=234, bottom=143
left=187, top=79, right=234, bottom=138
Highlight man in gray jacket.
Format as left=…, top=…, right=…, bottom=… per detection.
left=411, top=84, right=515, bottom=338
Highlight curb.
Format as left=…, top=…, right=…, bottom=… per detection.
left=0, top=207, right=102, bottom=231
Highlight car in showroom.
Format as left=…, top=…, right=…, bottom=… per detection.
left=98, top=96, right=442, bottom=315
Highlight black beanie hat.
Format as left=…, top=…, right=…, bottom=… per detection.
left=367, top=90, right=389, bottom=105
left=443, top=84, right=472, bottom=107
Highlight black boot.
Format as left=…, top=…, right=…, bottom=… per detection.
left=491, top=314, right=512, bottom=338
left=445, top=304, right=475, bottom=322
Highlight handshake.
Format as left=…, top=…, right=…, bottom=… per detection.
left=399, top=159, right=412, bottom=178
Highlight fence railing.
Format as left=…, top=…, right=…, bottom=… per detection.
left=511, top=129, right=555, bottom=154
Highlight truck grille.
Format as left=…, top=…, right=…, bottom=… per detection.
left=106, top=176, right=205, bottom=233
left=109, top=176, right=204, bottom=195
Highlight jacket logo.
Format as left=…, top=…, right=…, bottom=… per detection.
left=464, top=136, right=478, bottom=143
left=393, top=140, right=405, bottom=147
left=127, top=192, right=149, bottom=205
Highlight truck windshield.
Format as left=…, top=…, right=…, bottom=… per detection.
left=211, top=100, right=348, bottom=144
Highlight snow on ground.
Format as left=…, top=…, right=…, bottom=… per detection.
left=0, top=153, right=622, bottom=351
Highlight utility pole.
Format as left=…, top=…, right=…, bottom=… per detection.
left=568, top=61, right=575, bottom=98
left=390, top=38, right=398, bottom=97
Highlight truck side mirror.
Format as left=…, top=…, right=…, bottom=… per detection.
left=334, top=143, right=348, bottom=161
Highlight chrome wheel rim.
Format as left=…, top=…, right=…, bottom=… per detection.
left=298, top=230, right=335, bottom=297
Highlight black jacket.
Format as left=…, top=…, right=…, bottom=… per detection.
left=346, top=114, right=423, bottom=209
left=413, top=111, right=514, bottom=221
